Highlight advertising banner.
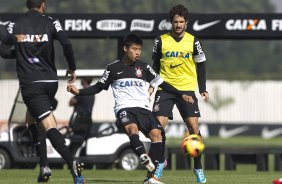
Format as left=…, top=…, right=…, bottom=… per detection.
left=91, top=122, right=282, bottom=139
left=1, top=13, right=282, bottom=39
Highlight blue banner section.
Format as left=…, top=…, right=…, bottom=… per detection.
left=1, top=13, right=282, bottom=39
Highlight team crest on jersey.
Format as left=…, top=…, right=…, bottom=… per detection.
left=153, top=103, right=160, bottom=112
left=135, top=67, right=143, bottom=78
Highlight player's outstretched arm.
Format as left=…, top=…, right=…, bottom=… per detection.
left=67, top=82, right=104, bottom=96
left=67, top=83, right=79, bottom=95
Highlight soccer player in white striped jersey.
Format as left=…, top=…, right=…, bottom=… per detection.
left=67, top=34, right=194, bottom=184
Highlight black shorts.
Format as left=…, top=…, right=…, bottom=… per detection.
left=21, top=82, right=58, bottom=122
left=116, top=107, right=164, bottom=137
left=152, top=90, right=200, bottom=120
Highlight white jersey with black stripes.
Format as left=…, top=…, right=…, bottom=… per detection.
left=98, top=60, right=163, bottom=114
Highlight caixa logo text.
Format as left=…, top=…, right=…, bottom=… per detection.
left=65, top=19, right=92, bottom=31
left=226, top=19, right=267, bottom=30
left=96, top=20, right=126, bottom=31
left=130, top=19, right=154, bottom=32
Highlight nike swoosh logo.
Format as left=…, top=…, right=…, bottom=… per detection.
left=261, top=127, right=282, bottom=139
left=169, top=63, right=183, bottom=69
left=117, top=71, right=124, bottom=74
left=193, top=20, right=221, bottom=31
left=219, top=126, right=249, bottom=138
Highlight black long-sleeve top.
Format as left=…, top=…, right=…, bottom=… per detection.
left=5, top=10, right=76, bottom=85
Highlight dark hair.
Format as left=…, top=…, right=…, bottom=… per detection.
left=124, top=33, right=143, bottom=47
left=81, top=77, right=93, bottom=85
left=169, top=4, right=189, bottom=22
left=26, top=0, right=46, bottom=9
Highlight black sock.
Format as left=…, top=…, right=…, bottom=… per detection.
left=194, top=155, right=202, bottom=169
left=29, top=124, right=48, bottom=167
left=149, top=142, right=165, bottom=167
left=162, top=131, right=166, bottom=161
left=28, top=124, right=38, bottom=144
left=194, top=131, right=203, bottom=169
left=46, top=128, right=74, bottom=168
left=129, top=134, right=146, bottom=157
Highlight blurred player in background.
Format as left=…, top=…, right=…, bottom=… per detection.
left=0, top=0, right=84, bottom=183
left=68, top=77, right=94, bottom=155
left=67, top=33, right=194, bottom=184
left=151, top=4, right=209, bottom=183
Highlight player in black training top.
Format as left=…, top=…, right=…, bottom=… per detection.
left=69, top=77, right=95, bottom=154
left=0, top=1, right=84, bottom=183
left=0, top=21, right=54, bottom=182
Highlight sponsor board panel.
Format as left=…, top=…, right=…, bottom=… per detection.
left=1, top=80, right=282, bottom=125
left=88, top=122, right=282, bottom=139
left=1, top=13, right=282, bottom=38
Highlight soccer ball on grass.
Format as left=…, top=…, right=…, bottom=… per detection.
left=180, top=134, right=205, bottom=157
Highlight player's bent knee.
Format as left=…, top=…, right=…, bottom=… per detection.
left=149, top=129, right=163, bottom=142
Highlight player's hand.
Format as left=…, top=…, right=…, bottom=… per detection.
left=182, top=94, right=194, bottom=104
left=67, top=84, right=79, bottom=95
left=201, top=91, right=209, bottom=102
left=148, top=86, right=154, bottom=96
left=66, top=69, right=76, bottom=83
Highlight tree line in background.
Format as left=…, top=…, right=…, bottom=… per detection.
left=0, top=0, right=281, bottom=80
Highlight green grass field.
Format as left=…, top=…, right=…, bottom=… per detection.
left=0, top=167, right=280, bottom=184
left=1, top=136, right=282, bottom=183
